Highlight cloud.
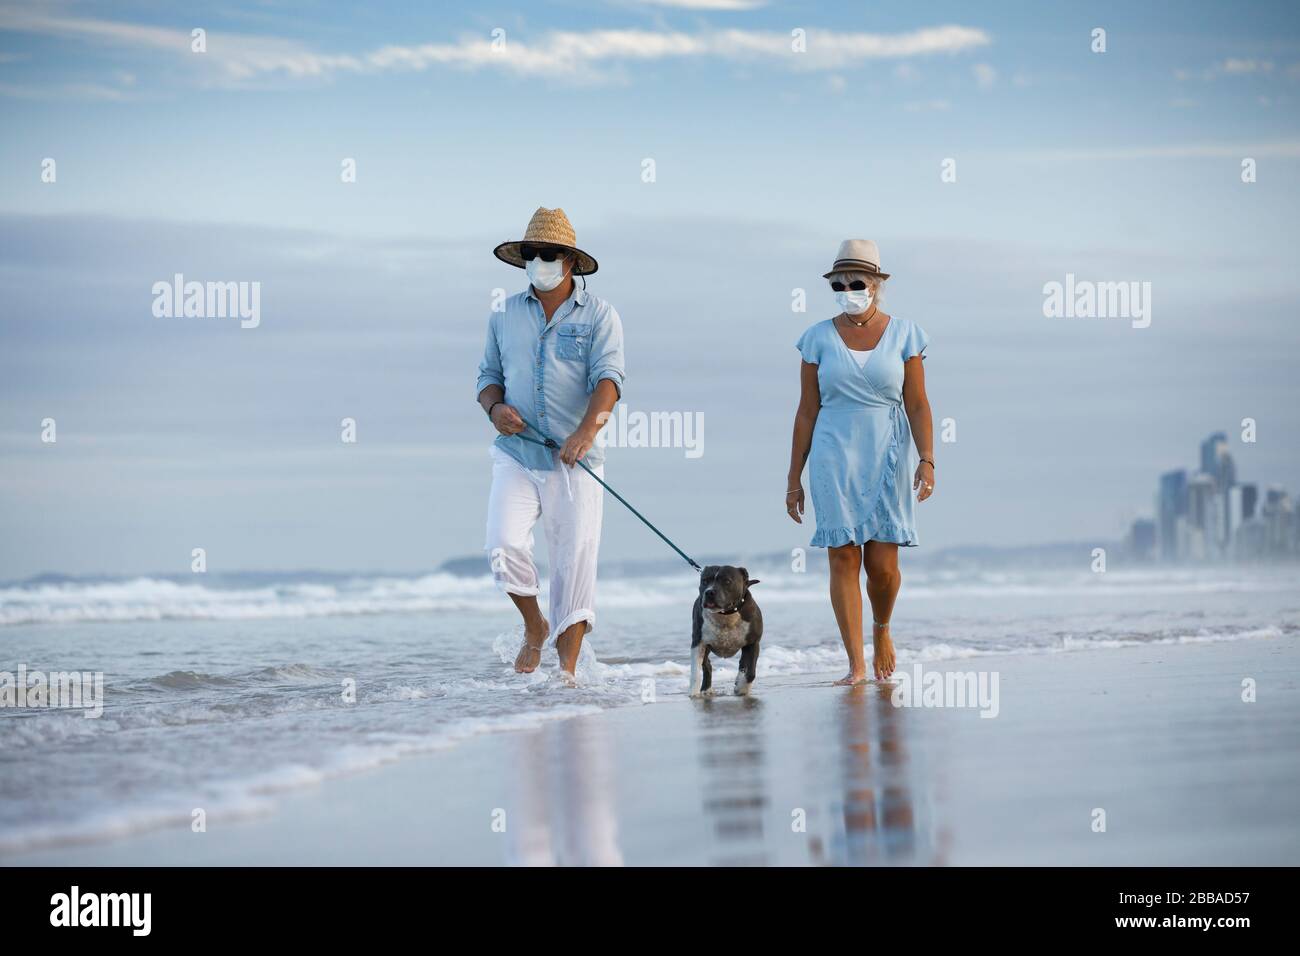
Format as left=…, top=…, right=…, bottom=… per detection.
left=1177, top=58, right=1279, bottom=82
left=0, top=10, right=992, bottom=87
left=6, top=211, right=1292, bottom=577
left=903, top=99, right=951, bottom=112
left=972, top=62, right=996, bottom=89
left=0, top=80, right=132, bottom=100
left=0, top=7, right=189, bottom=50
left=0, top=7, right=366, bottom=83
left=1219, top=58, right=1274, bottom=75
left=357, top=26, right=993, bottom=80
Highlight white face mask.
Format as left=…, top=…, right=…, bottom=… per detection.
left=526, top=256, right=568, bottom=292
left=835, top=289, right=873, bottom=315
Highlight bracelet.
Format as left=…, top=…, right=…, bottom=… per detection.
left=486, top=400, right=504, bottom=419
left=919, top=457, right=935, bottom=468
left=785, top=487, right=801, bottom=495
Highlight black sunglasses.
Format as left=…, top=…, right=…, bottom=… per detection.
left=829, top=280, right=869, bottom=292
left=520, top=244, right=567, bottom=263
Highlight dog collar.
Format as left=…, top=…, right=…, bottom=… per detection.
left=706, top=595, right=746, bottom=616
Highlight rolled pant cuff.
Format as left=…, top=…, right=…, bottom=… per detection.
left=493, top=579, right=540, bottom=598
left=553, top=608, right=595, bottom=635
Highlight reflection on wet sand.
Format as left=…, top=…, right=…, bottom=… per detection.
left=694, top=696, right=768, bottom=866
left=503, top=713, right=624, bottom=866
left=500, top=679, right=948, bottom=865
left=688, top=683, right=949, bottom=866
left=808, top=683, right=948, bottom=866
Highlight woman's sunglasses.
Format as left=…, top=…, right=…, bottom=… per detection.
left=829, top=280, right=870, bottom=292
left=520, top=244, right=566, bottom=262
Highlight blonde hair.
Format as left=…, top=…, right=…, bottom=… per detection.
left=828, top=270, right=887, bottom=304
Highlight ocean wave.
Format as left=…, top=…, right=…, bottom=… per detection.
left=3, top=625, right=1286, bottom=750
left=0, top=702, right=605, bottom=855
left=0, top=793, right=280, bottom=856
left=0, top=574, right=503, bottom=626
left=133, top=663, right=333, bottom=691
left=5, top=567, right=1298, bottom=627
left=0, top=617, right=1287, bottom=855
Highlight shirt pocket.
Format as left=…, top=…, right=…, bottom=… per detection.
left=555, top=323, right=592, bottom=361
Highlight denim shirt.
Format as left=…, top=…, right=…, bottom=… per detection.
left=476, top=284, right=626, bottom=471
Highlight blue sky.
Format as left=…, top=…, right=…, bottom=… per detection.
left=2, top=1, right=1299, bottom=241
left=1, top=0, right=1299, bottom=578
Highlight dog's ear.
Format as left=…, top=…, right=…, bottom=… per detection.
left=747, top=578, right=760, bottom=587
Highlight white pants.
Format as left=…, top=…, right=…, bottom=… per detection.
left=484, top=445, right=605, bottom=637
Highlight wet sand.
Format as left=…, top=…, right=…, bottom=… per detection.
left=6, top=637, right=1298, bottom=866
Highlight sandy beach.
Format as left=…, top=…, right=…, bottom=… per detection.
left=7, top=635, right=1297, bottom=866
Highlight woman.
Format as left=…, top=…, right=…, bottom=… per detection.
left=786, top=240, right=935, bottom=684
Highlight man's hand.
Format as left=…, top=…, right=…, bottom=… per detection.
left=490, top=403, right=526, bottom=436
left=559, top=425, right=598, bottom=467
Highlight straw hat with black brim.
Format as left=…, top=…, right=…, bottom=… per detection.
left=493, top=207, right=598, bottom=277
left=822, top=238, right=890, bottom=280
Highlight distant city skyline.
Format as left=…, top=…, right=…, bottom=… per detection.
left=1134, top=426, right=1297, bottom=563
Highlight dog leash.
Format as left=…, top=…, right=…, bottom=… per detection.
left=509, top=414, right=702, bottom=573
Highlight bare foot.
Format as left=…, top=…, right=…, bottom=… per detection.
left=872, top=622, right=896, bottom=679
left=514, top=620, right=549, bottom=673
left=833, top=671, right=869, bottom=686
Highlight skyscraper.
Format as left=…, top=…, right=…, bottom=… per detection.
left=1199, top=431, right=1236, bottom=549
left=1241, top=483, right=1258, bottom=522
left=1186, top=473, right=1217, bottom=560
left=1128, top=518, right=1156, bottom=560
left=1150, top=438, right=1290, bottom=565
left=1262, top=486, right=1295, bottom=557
left=1200, top=432, right=1228, bottom=481
left=1158, top=469, right=1188, bottom=560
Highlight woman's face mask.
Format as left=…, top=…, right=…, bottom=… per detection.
left=835, top=288, right=874, bottom=315
left=526, top=256, right=568, bottom=292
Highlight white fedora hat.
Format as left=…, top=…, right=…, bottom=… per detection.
left=823, top=239, right=890, bottom=280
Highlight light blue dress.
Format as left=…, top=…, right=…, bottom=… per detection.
left=796, top=316, right=930, bottom=548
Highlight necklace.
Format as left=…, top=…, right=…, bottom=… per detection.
left=839, top=306, right=877, bottom=328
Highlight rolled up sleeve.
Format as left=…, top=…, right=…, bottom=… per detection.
left=587, top=306, right=625, bottom=397
left=475, top=312, right=505, bottom=396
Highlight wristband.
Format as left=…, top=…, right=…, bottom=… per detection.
left=919, top=457, right=935, bottom=469
left=486, top=400, right=504, bottom=419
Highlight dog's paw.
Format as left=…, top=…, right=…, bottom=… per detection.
left=733, top=682, right=751, bottom=697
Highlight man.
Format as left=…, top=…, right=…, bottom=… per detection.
left=476, top=207, right=625, bottom=678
